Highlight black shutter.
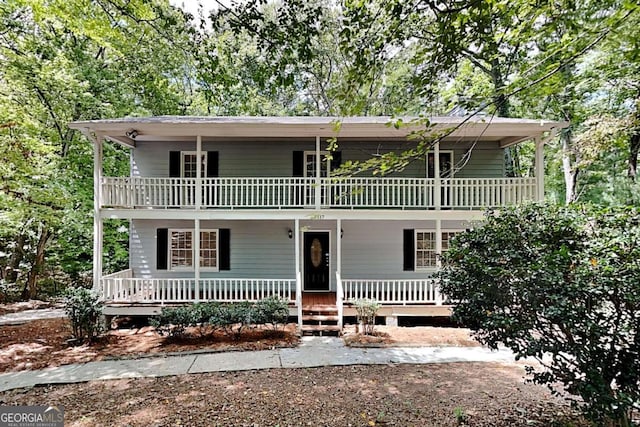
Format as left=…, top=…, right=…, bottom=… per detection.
left=207, top=151, right=219, bottom=177
left=292, top=151, right=304, bottom=177
left=330, top=151, right=342, bottom=172
left=403, top=229, right=415, bottom=271
left=169, top=151, right=181, bottom=177
left=219, top=228, right=230, bottom=270
left=157, top=228, right=168, bottom=270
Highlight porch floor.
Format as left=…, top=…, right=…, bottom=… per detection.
left=301, top=292, right=336, bottom=307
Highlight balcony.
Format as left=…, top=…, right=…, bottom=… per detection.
left=101, top=176, right=537, bottom=210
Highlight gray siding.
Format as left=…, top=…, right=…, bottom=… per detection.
left=130, top=220, right=295, bottom=279
left=130, top=219, right=471, bottom=288
left=339, top=220, right=469, bottom=279
left=131, top=140, right=505, bottom=179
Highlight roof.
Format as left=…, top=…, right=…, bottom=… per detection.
left=69, top=115, right=568, bottom=148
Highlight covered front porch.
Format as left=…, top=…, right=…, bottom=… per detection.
left=99, top=269, right=446, bottom=325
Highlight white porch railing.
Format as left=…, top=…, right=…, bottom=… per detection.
left=101, top=176, right=537, bottom=209
left=441, top=177, right=536, bottom=209
left=101, top=275, right=296, bottom=303
left=296, top=271, right=303, bottom=329
left=336, top=271, right=344, bottom=328
left=342, top=278, right=441, bottom=305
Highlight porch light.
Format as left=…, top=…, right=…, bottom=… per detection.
left=287, top=228, right=293, bottom=239
left=341, top=229, right=344, bottom=238
left=125, top=129, right=138, bottom=139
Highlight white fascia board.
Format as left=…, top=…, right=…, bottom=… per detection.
left=70, top=116, right=569, bottom=146
left=99, top=208, right=486, bottom=222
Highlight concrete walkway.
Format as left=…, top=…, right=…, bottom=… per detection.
left=0, top=308, right=65, bottom=326
left=0, top=336, right=517, bottom=393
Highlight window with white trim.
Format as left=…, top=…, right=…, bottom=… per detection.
left=304, top=151, right=330, bottom=178
left=415, top=230, right=461, bottom=270
left=181, top=152, right=207, bottom=178
left=427, top=151, right=454, bottom=178
left=415, top=231, right=437, bottom=269
left=169, top=229, right=218, bottom=271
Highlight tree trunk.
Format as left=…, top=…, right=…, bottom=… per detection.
left=3, top=233, right=26, bottom=283
left=21, top=227, right=50, bottom=300
left=627, top=128, right=639, bottom=180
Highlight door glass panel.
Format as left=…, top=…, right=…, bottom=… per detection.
left=310, top=238, right=323, bottom=267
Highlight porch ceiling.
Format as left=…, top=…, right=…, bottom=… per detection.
left=70, top=115, right=568, bottom=148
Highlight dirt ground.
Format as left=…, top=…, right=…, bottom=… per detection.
left=0, top=308, right=590, bottom=426
left=0, top=363, right=588, bottom=426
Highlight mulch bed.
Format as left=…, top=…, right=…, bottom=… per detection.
left=0, top=318, right=298, bottom=372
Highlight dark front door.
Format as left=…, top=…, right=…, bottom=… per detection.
left=303, top=232, right=330, bottom=291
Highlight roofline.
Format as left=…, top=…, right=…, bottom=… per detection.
left=69, top=115, right=569, bottom=147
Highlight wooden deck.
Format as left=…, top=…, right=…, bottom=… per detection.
left=301, top=292, right=337, bottom=307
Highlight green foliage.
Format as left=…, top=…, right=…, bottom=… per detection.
left=0, top=0, right=197, bottom=298
left=439, top=203, right=640, bottom=426
left=453, top=406, right=468, bottom=425
left=151, top=298, right=290, bottom=340
left=62, top=286, right=103, bottom=343
left=255, top=296, right=290, bottom=331
left=352, top=298, right=381, bottom=336
left=150, top=305, right=196, bottom=338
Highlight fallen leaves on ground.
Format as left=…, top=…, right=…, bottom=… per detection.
left=0, top=364, right=590, bottom=427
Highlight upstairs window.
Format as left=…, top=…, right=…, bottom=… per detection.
left=427, top=151, right=454, bottom=178
left=169, top=151, right=219, bottom=178
left=181, top=152, right=207, bottom=178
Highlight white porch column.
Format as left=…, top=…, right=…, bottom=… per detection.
left=336, top=219, right=342, bottom=275
left=435, top=219, right=442, bottom=268
left=196, top=135, right=202, bottom=209
left=294, top=219, right=302, bottom=328
left=194, top=218, right=200, bottom=301
left=315, top=135, right=321, bottom=209
left=435, top=218, right=443, bottom=305
left=535, top=136, right=545, bottom=201
left=434, top=140, right=441, bottom=209
left=93, top=133, right=103, bottom=293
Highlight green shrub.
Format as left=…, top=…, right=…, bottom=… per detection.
left=439, top=203, right=640, bottom=427
left=352, top=298, right=381, bottom=335
left=255, top=296, right=289, bottom=330
left=151, top=298, right=289, bottom=339
left=150, top=305, right=194, bottom=338
left=63, top=286, right=103, bottom=343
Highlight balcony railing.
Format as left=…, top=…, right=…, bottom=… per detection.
left=101, top=176, right=537, bottom=210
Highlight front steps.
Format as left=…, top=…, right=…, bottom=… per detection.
left=301, top=304, right=341, bottom=336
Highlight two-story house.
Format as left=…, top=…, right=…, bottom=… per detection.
left=70, top=116, right=566, bottom=333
